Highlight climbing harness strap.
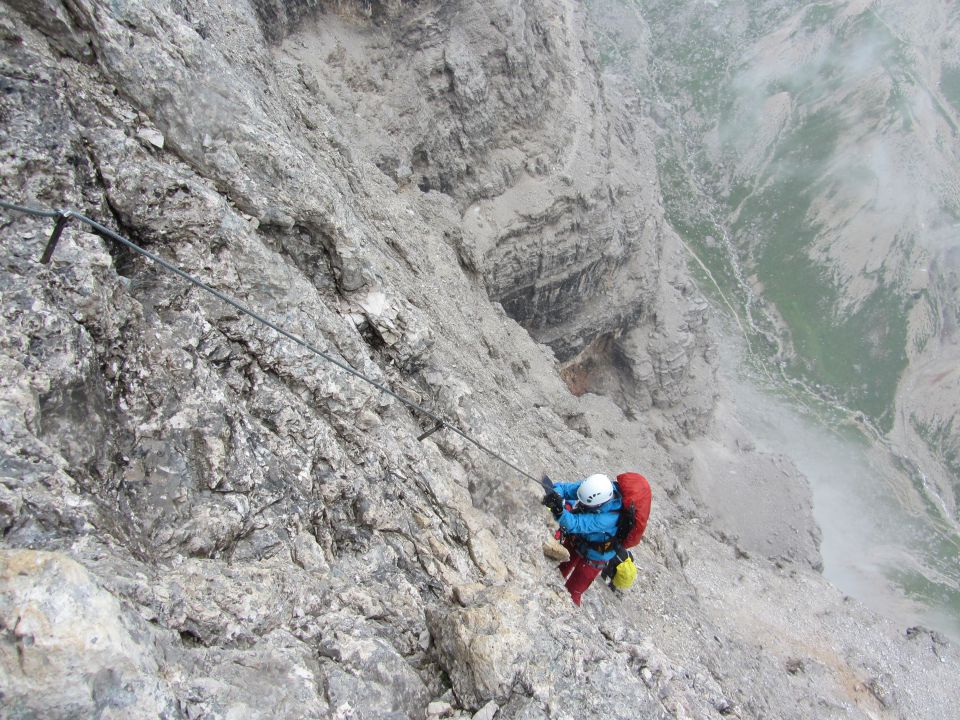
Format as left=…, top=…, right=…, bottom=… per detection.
left=582, top=537, right=618, bottom=553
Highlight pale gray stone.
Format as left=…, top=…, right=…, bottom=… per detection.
left=472, top=700, right=499, bottom=720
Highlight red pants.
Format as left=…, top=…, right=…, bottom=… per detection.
left=558, top=546, right=604, bottom=606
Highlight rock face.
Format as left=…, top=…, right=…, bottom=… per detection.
left=1, top=550, right=182, bottom=718
left=0, top=1, right=958, bottom=719
left=271, top=0, right=709, bottom=427
left=426, top=587, right=532, bottom=707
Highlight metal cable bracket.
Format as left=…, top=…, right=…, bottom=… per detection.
left=40, top=211, right=74, bottom=264
left=416, top=421, right=444, bottom=442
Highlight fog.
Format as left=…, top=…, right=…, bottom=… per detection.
left=717, top=1, right=960, bottom=638
left=730, top=364, right=960, bottom=642
left=722, top=3, right=959, bottom=260
left=625, top=0, right=960, bottom=641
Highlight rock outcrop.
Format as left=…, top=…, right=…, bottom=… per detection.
left=0, top=1, right=958, bottom=719
left=270, top=0, right=710, bottom=424
left=1, top=550, right=182, bottom=718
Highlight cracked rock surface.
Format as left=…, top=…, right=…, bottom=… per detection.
left=0, top=1, right=958, bottom=719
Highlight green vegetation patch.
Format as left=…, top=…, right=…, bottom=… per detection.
left=732, top=108, right=909, bottom=430
left=802, top=3, right=840, bottom=32
left=887, top=563, right=960, bottom=625
left=657, top=144, right=748, bottom=309
left=941, top=65, right=960, bottom=115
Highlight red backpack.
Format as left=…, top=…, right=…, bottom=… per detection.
left=615, top=472, right=652, bottom=548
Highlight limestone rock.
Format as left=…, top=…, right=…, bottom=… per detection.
left=467, top=527, right=509, bottom=581
left=321, top=635, right=430, bottom=719
left=541, top=539, right=570, bottom=562
left=453, top=583, right=486, bottom=607
left=472, top=700, right=499, bottom=720
left=176, top=629, right=329, bottom=719
left=425, top=589, right=534, bottom=708
left=0, top=2, right=958, bottom=720
left=428, top=699, right=454, bottom=717
left=0, top=550, right=179, bottom=718
left=135, top=126, right=165, bottom=150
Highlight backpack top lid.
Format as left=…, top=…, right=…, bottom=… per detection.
left=616, top=472, right=652, bottom=548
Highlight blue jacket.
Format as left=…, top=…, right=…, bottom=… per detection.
left=553, top=481, right=622, bottom=561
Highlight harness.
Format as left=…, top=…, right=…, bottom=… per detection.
left=556, top=527, right=611, bottom=568
left=567, top=497, right=635, bottom=554
left=582, top=537, right=619, bottom=553
left=555, top=509, right=619, bottom=558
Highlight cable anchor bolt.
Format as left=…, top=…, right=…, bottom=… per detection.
left=40, top=211, right=74, bottom=264
left=417, top=421, right=444, bottom=442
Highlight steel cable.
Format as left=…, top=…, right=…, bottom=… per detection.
left=0, top=199, right=540, bottom=484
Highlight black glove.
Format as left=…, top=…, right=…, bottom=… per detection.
left=542, top=491, right=564, bottom=518
left=601, top=556, right=619, bottom=582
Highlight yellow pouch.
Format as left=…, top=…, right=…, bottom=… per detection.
left=612, top=556, right=638, bottom=590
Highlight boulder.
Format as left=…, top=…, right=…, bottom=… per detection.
left=425, top=588, right=532, bottom=708
left=0, top=550, right=179, bottom=719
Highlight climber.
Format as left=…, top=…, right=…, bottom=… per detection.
left=541, top=473, right=622, bottom=606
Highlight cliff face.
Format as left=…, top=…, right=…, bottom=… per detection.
left=0, top=1, right=958, bottom=719
left=265, top=0, right=711, bottom=426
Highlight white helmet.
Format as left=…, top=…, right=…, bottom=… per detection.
left=577, top=474, right=614, bottom=507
